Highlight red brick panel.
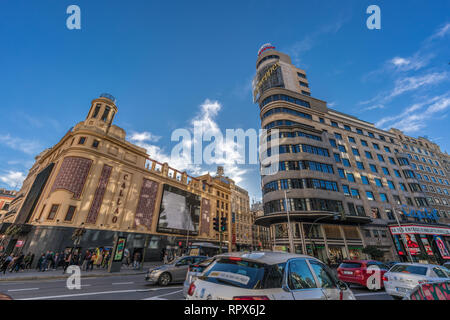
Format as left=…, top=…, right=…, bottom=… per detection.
left=51, top=157, right=93, bottom=199
left=85, top=164, right=112, bottom=224
left=133, top=178, right=159, bottom=230
left=200, top=198, right=211, bottom=235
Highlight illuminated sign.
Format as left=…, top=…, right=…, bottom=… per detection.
left=404, top=234, right=420, bottom=255
left=390, top=225, right=450, bottom=236
left=252, top=62, right=280, bottom=101
left=400, top=205, right=439, bottom=222
left=257, top=43, right=276, bottom=56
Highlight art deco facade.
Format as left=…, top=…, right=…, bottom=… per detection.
left=0, top=95, right=250, bottom=259
left=253, top=45, right=450, bottom=263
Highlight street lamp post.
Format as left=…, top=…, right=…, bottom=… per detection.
left=392, top=207, right=414, bottom=263
left=284, top=190, right=295, bottom=253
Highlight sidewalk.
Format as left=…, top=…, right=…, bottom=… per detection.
left=0, top=262, right=163, bottom=282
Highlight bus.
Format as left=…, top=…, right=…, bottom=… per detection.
left=187, top=242, right=228, bottom=257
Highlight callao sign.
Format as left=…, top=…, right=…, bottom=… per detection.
left=400, top=205, right=439, bottom=222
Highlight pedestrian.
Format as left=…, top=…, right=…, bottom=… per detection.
left=13, top=253, right=25, bottom=272
left=124, top=248, right=130, bottom=267
left=82, top=250, right=91, bottom=271
left=1, top=255, right=13, bottom=275
left=23, top=253, right=31, bottom=270
left=102, top=251, right=110, bottom=269
left=89, top=251, right=97, bottom=271
left=63, top=252, right=72, bottom=274
left=163, top=251, right=169, bottom=264
left=133, top=251, right=141, bottom=270
left=53, top=253, right=60, bottom=270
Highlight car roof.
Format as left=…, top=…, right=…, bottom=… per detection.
left=213, top=251, right=317, bottom=265
left=341, top=260, right=378, bottom=263
left=390, top=262, right=441, bottom=268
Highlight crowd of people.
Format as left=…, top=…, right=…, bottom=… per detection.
left=0, top=247, right=117, bottom=275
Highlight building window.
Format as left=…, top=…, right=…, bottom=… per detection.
left=331, top=121, right=338, bottom=128
left=92, top=104, right=101, bottom=118
left=342, top=185, right=350, bottom=196
left=373, top=143, right=380, bottom=150
left=370, top=164, right=378, bottom=173
left=377, top=154, right=385, bottom=162
left=47, top=204, right=60, bottom=220
left=361, top=175, right=369, bottom=185
left=348, top=136, right=356, bottom=143
left=344, top=125, right=351, bottom=131
left=356, top=161, right=365, bottom=170
left=374, top=178, right=383, bottom=187
left=382, top=167, right=390, bottom=176
left=356, top=129, right=363, bottom=135
left=351, top=188, right=360, bottom=199
left=64, top=206, right=76, bottom=221
left=92, top=140, right=100, bottom=148
left=365, top=151, right=373, bottom=159
left=366, top=191, right=375, bottom=201
left=347, top=173, right=355, bottom=182
left=364, top=229, right=371, bottom=237
left=78, top=137, right=86, bottom=145
left=387, top=180, right=396, bottom=190
left=361, top=139, right=368, bottom=147
left=338, top=145, right=347, bottom=153
left=101, top=106, right=111, bottom=122
left=352, top=148, right=360, bottom=156
left=380, top=193, right=388, bottom=202
left=335, top=133, right=343, bottom=140
left=342, top=159, right=351, bottom=167
left=334, top=153, right=341, bottom=163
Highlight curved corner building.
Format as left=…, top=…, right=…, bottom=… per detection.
left=253, top=45, right=450, bottom=263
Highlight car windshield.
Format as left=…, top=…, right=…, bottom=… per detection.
left=340, top=262, right=362, bottom=268
left=190, top=258, right=215, bottom=273
left=201, top=258, right=285, bottom=289
left=390, top=264, right=428, bottom=276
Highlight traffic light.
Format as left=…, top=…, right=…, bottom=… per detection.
left=213, top=217, right=219, bottom=231
left=220, top=217, right=227, bottom=232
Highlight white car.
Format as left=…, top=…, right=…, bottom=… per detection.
left=185, top=251, right=356, bottom=300
left=383, top=263, right=450, bottom=299
left=183, top=257, right=216, bottom=298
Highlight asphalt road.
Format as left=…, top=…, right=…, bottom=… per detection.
left=0, top=274, right=393, bottom=300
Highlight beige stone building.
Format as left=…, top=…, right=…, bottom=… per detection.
left=250, top=201, right=271, bottom=250
left=0, top=94, right=239, bottom=259
left=253, top=45, right=450, bottom=263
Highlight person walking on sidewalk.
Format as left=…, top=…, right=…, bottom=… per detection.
left=1, top=255, right=12, bottom=275
left=89, top=251, right=96, bottom=271
left=37, top=253, right=46, bottom=272
left=82, top=250, right=91, bottom=271
left=133, top=251, right=141, bottom=270
left=62, top=252, right=72, bottom=274
left=12, top=253, right=24, bottom=272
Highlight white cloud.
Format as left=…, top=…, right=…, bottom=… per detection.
left=128, top=99, right=252, bottom=185
left=0, top=171, right=26, bottom=189
left=428, top=22, right=450, bottom=40
left=375, top=93, right=450, bottom=133
left=128, top=131, right=161, bottom=143
left=0, top=134, right=43, bottom=155
left=360, top=72, right=448, bottom=106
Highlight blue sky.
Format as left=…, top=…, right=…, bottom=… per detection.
left=0, top=1, right=449, bottom=202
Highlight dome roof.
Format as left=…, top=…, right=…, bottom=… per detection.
left=257, top=43, right=276, bottom=56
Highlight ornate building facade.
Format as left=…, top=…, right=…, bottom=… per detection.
left=0, top=94, right=243, bottom=260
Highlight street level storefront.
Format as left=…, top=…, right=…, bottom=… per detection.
left=389, top=224, right=450, bottom=264
left=270, top=222, right=366, bottom=264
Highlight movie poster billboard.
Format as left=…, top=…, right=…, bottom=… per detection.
left=403, top=234, right=420, bottom=255
left=419, top=235, right=434, bottom=256
left=433, top=235, right=450, bottom=259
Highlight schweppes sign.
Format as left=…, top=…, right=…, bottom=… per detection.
left=253, top=62, right=280, bottom=101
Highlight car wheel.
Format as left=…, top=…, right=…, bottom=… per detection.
left=158, top=272, right=171, bottom=286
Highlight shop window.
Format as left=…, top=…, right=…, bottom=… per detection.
left=323, top=225, right=343, bottom=239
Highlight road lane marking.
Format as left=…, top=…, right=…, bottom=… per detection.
left=112, top=282, right=134, bottom=285
left=354, top=292, right=389, bottom=296
left=19, top=289, right=154, bottom=300
left=143, top=289, right=183, bottom=300
left=8, top=288, right=39, bottom=292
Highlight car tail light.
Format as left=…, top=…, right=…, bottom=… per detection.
left=228, top=257, right=242, bottom=261
left=233, top=296, right=270, bottom=300
left=382, top=275, right=388, bottom=282
left=187, top=283, right=196, bottom=296
left=354, top=270, right=361, bottom=276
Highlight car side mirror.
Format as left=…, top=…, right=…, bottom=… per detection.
left=336, top=280, right=348, bottom=291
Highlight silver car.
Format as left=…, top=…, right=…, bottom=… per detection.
left=383, top=263, right=450, bottom=299
left=186, top=251, right=356, bottom=300
left=145, top=255, right=207, bottom=286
